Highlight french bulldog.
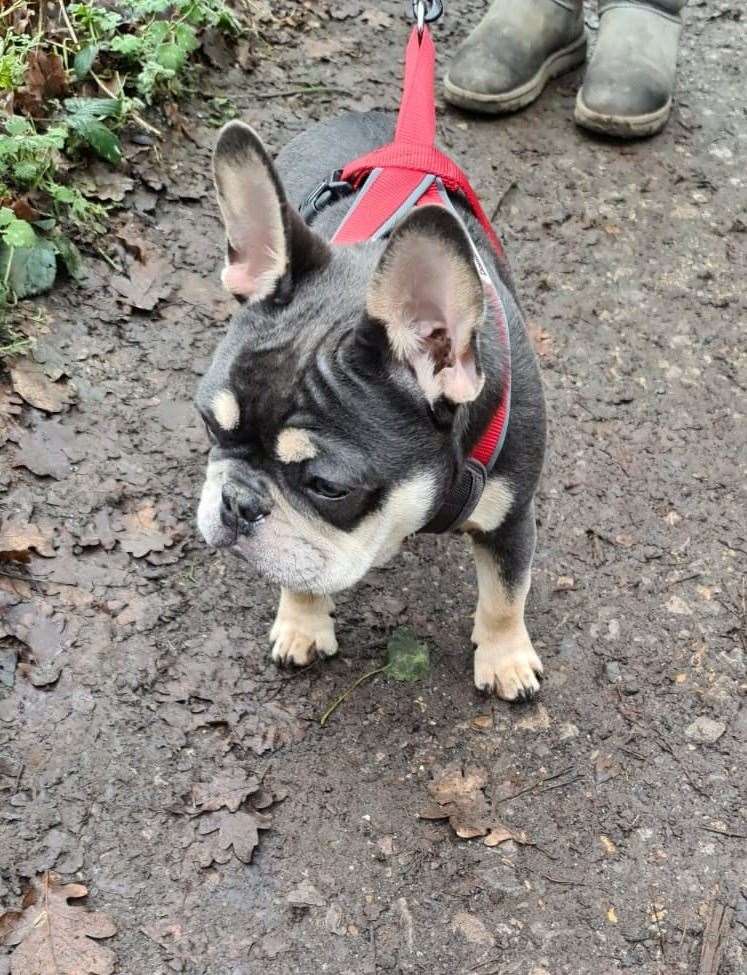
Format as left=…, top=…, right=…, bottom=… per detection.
left=195, top=112, right=546, bottom=701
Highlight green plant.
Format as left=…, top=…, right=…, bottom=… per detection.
left=0, top=0, right=246, bottom=313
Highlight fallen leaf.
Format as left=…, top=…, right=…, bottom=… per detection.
left=117, top=503, right=173, bottom=558
left=202, top=27, right=234, bottom=69
left=75, top=161, right=134, bottom=202
left=452, top=911, right=495, bottom=946
left=110, top=249, right=172, bottom=310
left=9, top=420, right=73, bottom=479
left=420, top=764, right=529, bottom=847
left=599, top=834, right=618, bottom=855
left=9, top=359, right=74, bottom=413
left=192, top=770, right=261, bottom=813
left=484, top=825, right=523, bottom=847
left=303, top=37, right=349, bottom=60
left=470, top=714, right=493, bottom=731
left=286, top=881, right=325, bottom=908
left=386, top=627, right=429, bottom=682
left=0, top=383, right=23, bottom=446
left=0, top=520, right=55, bottom=562
left=594, top=751, right=623, bottom=785
left=196, top=809, right=271, bottom=866
left=14, top=51, right=67, bottom=117
left=607, top=906, right=618, bottom=924
left=0, top=872, right=117, bottom=975
left=528, top=321, right=554, bottom=358
left=554, top=575, right=575, bottom=591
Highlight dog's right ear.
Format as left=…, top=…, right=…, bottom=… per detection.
left=213, top=121, right=330, bottom=303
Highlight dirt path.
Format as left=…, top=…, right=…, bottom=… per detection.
left=1, top=2, right=745, bottom=973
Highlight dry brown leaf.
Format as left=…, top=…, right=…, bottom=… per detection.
left=118, top=504, right=173, bottom=558
left=483, top=825, right=527, bottom=847
left=420, top=764, right=528, bottom=847
left=196, top=809, right=271, bottom=866
left=10, top=359, right=74, bottom=413
left=528, top=321, right=554, bottom=358
left=110, top=249, right=172, bottom=311
left=303, top=36, right=349, bottom=60
left=0, top=872, right=116, bottom=975
left=0, top=520, right=55, bottom=562
left=0, top=382, right=22, bottom=446
left=192, top=770, right=261, bottom=813
left=428, top=766, right=487, bottom=804
left=15, top=51, right=67, bottom=117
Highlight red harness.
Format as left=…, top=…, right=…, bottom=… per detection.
left=316, top=25, right=512, bottom=531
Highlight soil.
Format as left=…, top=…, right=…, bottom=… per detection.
left=1, top=2, right=745, bottom=974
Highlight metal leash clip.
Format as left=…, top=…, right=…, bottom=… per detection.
left=408, top=0, right=443, bottom=36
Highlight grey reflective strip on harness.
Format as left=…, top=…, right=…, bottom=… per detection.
left=370, top=174, right=436, bottom=239
left=333, top=170, right=437, bottom=242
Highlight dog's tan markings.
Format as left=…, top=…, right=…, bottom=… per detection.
left=462, top=478, right=514, bottom=534
left=471, top=544, right=543, bottom=700
left=212, top=389, right=240, bottom=431
left=270, top=589, right=337, bottom=666
left=276, top=428, right=317, bottom=464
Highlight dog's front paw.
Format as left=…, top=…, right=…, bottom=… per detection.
left=269, top=591, right=338, bottom=667
left=473, top=631, right=543, bottom=701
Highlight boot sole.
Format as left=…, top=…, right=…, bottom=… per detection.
left=574, top=91, right=672, bottom=138
left=444, top=32, right=588, bottom=115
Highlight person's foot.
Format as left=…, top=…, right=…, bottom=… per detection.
left=444, top=0, right=587, bottom=115
left=575, top=1, right=683, bottom=138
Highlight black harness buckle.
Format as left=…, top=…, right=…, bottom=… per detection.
left=299, top=170, right=353, bottom=225
left=419, top=458, right=488, bottom=535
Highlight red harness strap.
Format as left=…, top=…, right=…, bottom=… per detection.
left=330, top=25, right=512, bottom=531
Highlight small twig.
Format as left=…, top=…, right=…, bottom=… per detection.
left=494, top=765, right=577, bottom=805
left=489, top=180, right=517, bottom=222
left=539, top=873, right=590, bottom=887
left=94, top=246, right=122, bottom=272
left=698, top=825, right=747, bottom=840
left=698, top=898, right=734, bottom=975
left=666, top=571, right=702, bottom=588
left=319, top=665, right=388, bottom=727
left=3, top=245, right=14, bottom=287
left=255, top=85, right=350, bottom=100
left=651, top=893, right=667, bottom=961
left=0, top=566, right=43, bottom=588
left=58, top=0, right=79, bottom=45
left=91, top=71, right=163, bottom=138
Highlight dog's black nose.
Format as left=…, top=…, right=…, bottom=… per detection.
left=220, top=481, right=271, bottom=532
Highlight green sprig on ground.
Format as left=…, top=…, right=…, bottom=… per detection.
left=320, top=628, right=431, bottom=727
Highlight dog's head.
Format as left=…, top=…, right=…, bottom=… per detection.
left=196, top=121, right=489, bottom=594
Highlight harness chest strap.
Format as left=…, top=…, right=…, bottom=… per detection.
left=306, top=25, right=513, bottom=533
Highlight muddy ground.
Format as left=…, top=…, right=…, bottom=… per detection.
left=1, top=1, right=745, bottom=973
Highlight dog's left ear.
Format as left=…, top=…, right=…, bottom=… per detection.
left=366, top=205, right=486, bottom=404
left=213, top=121, right=330, bottom=303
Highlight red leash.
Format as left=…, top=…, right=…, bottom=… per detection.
left=328, top=18, right=512, bottom=531
left=333, top=27, right=505, bottom=259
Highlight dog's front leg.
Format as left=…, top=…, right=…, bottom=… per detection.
left=270, top=589, right=338, bottom=666
left=471, top=503, right=543, bottom=700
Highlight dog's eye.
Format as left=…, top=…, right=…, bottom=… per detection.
left=306, top=477, right=350, bottom=501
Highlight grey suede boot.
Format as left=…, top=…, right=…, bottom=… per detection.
left=575, top=0, right=685, bottom=137
left=444, top=0, right=587, bottom=114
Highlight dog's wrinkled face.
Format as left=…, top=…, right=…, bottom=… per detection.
left=196, top=122, right=489, bottom=594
